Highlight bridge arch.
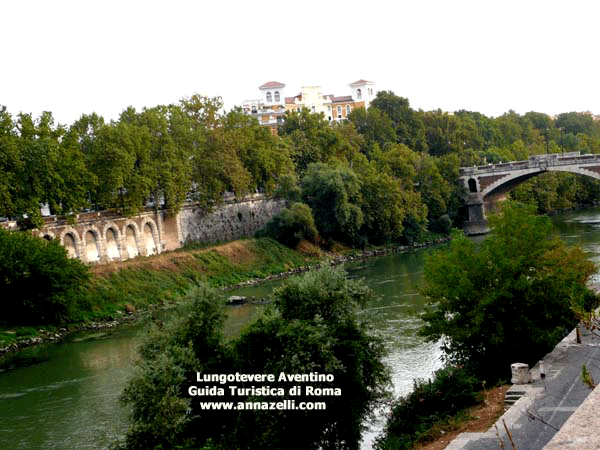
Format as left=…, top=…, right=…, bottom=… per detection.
left=460, top=152, right=600, bottom=233
left=478, top=166, right=600, bottom=200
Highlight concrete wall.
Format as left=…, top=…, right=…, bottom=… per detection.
left=26, top=195, right=285, bottom=264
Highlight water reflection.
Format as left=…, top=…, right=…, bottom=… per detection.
left=0, top=325, right=139, bottom=449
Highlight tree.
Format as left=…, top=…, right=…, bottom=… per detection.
left=419, top=202, right=597, bottom=381
left=231, top=267, right=390, bottom=450
left=301, top=162, right=363, bottom=244
left=121, top=285, right=232, bottom=450
left=0, top=228, right=89, bottom=325
left=120, top=267, right=390, bottom=450
left=0, top=107, right=21, bottom=219
left=348, top=107, right=396, bottom=155
left=351, top=153, right=423, bottom=245
left=279, top=109, right=339, bottom=173
left=220, top=108, right=294, bottom=194
left=255, top=202, right=318, bottom=247
left=370, top=91, right=428, bottom=152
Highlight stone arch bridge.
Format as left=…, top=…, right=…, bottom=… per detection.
left=460, top=152, right=600, bottom=234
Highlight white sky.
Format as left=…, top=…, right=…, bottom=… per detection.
left=3, top=0, right=600, bottom=126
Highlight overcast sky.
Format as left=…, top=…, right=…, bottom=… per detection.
left=3, top=0, right=600, bottom=126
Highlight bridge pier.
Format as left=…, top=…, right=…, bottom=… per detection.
left=463, top=197, right=490, bottom=235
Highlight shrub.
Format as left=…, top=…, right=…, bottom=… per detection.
left=121, top=267, right=390, bottom=450
left=0, top=228, right=89, bottom=325
left=255, top=202, right=318, bottom=247
left=376, top=367, right=481, bottom=450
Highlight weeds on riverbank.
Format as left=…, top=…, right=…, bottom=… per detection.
left=76, top=238, right=312, bottom=320
left=376, top=367, right=484, bottom=450
left=1, top=238, right=314, bottom=351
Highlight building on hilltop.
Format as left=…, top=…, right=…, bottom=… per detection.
left=242, top=80, right=376, bottom=133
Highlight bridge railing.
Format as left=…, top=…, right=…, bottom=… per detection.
left=459, top=152, right=600, bottom=176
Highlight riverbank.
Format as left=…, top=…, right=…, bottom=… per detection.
left=0, top=235, right=451, bottom=356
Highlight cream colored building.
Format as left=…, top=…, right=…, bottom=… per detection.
left=243, top=80, right=376, bottom=132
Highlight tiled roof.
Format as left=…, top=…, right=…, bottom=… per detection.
left=259, top=81, right=286, bottom=89
left=285, top=94, right=302, bottom=104
left=331, top=95, right=353, bottom=103
left=349, top=79, right=373, bottom=87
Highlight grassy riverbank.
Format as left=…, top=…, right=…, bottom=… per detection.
left=0, top=233, right=449, bottom=353
left=78, top=237, right=319, bottom=319
left=0, top=238, right=322, bottom=351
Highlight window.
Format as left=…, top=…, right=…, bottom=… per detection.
left=346, top=105, right=351, bottom=116
left=266, top=92, right=272, bottom=102
left=311, top=106, right=316, bottom=113
left=368, top=88, right=373, bottom=96
left=356, top=89, right=362, bottom=100
left=274, top=91, right=280, bottom=102
left=337, top=106, right=342, bottom=119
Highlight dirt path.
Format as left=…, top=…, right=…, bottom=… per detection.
left=414, top=385, right=509, bottom=450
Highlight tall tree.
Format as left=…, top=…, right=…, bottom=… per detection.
left=121, top=267, right=390, bottom=450
left=279, top=109, right=340, bottom=173
left=370, top=91, right=428, bottom=152
left=301, top=162, right=364, bottom=243
left=419, top=202, right=597, bottom=381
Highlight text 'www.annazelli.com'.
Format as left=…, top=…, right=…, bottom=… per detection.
left=198, top=400, right=326, bottom=411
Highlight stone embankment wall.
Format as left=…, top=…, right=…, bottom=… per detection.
left=8, top=195, right=285, bottom=264
left=179, top=197, right=285, bottom=244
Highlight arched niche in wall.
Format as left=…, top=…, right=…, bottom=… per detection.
left=105, top=227, right=121, bottom=260
left=62, top=233, right=79, bottom=259
left=143, top=222, right=157, bottom=256
left=84, top=229, right=100, bottom=263
left=124, top=224, right=139, bottom=259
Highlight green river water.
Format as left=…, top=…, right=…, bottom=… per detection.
left=1, top=207, right=600, bottom=449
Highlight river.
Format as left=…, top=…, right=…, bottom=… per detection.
left=2, top=207, right=600, bottom=450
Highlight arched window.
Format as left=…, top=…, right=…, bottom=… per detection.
left=337, top=106, right=342, bottom=119
left=274, top=91, right=280, bottom=102
left=266, top=92, right=272, bottom=102
left=468, top=178, right=478, bottom=193
left=356, top=88, right=362, bottom=100
left=346, top=105, right=351, bottom=116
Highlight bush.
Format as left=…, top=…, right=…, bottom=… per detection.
left=376, top=367, right=481, bottom=450
left=255, top=202, right=318, bottom=247
left=420, top=203, right=597, bottom=381
left=121, top=267, right=390, bottom=450
left=0, top=228, right=89, bottom=325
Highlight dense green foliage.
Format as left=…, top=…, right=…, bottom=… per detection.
left=0, top=227, right=89, bottom=325
left=120, top=266, right=389, bottom=450
left=376, top=367, right=481, bottom=450
left=419, top=202, right=597, bottom=382
left=255, top=202, right=318, bottom=247
left=0, top=99, right=292, bottom=227
left=5, top=91, right=600, bottom=242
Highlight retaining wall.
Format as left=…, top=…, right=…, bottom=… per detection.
left=19, top=195, right=284, bottom=264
